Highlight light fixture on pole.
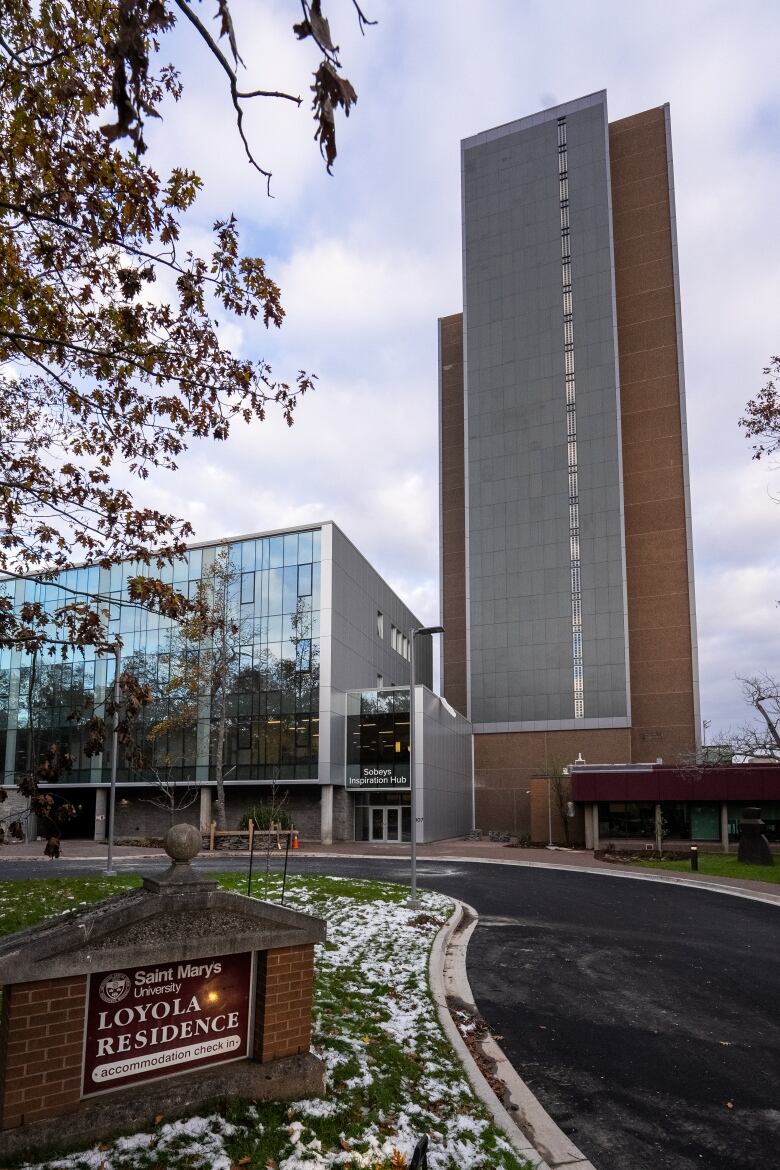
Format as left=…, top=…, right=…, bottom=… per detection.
left=407, top=624, right=445, bottom=910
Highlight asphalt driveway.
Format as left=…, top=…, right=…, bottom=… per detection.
left=2, top=852, right=778, bottom=1170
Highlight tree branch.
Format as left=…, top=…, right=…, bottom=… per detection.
left=172, top=0, right=303, bottom=193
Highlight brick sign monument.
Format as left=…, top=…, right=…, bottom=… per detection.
left=0, top=824, right=326, bottom=1160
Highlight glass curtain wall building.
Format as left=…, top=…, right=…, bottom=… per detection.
left=1, top=521, right=474, bottom=844
left=1, top=529, right=322, bottom=790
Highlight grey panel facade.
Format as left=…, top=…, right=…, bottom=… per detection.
left=416, top=687, right=473, bottom=842
left=319, top=523, right=431, bottom=785
left=462, top=91, right=630, bottom=729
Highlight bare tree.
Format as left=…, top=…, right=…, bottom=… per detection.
left=137, top=761, right=199, bottom=829
left=146, top=548, right=246, bottom=830
left=730, top=674, right=780, bottom=762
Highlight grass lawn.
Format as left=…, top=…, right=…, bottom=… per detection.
left=633, top=852, right=780, bottom=884
left=0, top=873, right=532, bottom=1170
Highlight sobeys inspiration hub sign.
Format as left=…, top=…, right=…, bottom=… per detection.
left=83, top=952, right=252, bottom=1095
left=346, top=766, right=410, bottom=790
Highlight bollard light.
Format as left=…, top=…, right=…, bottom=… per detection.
left=690, top=845, right=699, bottom=872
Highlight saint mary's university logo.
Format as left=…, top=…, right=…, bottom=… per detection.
left=98, top=972, right=131, bottom=1004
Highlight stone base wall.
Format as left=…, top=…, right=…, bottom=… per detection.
left=0, top=788, right=36, bottom=843
left=333, top=788, right=353, bottom=841
left=0, top=975, right=87, bottom=1128
left=0, top=1054, right=324, bottom=1161
left=113, top=791, right=200, bottom=839
left=227, top=787, right=321, bottom=840
left=114, top=786, right=322, bottom=840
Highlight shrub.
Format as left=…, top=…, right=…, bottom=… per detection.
left=240, top=805, right=292, bottom=831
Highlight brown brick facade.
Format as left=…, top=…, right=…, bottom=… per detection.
left=609, top=106, right=698, bottom=764
left=0, top=976, right=87, bottom=1129
left=254, top=944, right=315, bottom=1063
left=475, top=727, right=633, bottom=836
left=439, top=312, right=468, bottom=717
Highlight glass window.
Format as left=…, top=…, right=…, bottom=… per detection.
left=298, top=564, right=312, bottom=597
left=240, top=541, right=256, bottom=573
left=269, top=536, right=284, bottom=568
left=267, top=568, right=283, bottom=615
left=282, top=566, right=298, bottom=613
left=690, top=804, right=720, bottom=841
left=662, top=803, right=691, bottom=840
left=727, top=803, right=780, bottom=842
left=283, top=533, right=299, bottom=566
left=172, top=556, right=188, bottom=583
left=188, top=547, right=202, bottom=579
left=298, top=530, right=313, bottom=564
left=598, top=802, right=655, bottom=839
left=312, top=529, right=321, bottom=562
left=240, top=572, right=254, bottom=605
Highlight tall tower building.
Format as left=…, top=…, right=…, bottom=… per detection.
left=439, top=91, right=700, bottom=834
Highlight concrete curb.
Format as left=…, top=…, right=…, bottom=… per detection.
left=430, top=901, right=597, bottom=1170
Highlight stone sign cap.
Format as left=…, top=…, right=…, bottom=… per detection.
left=0, top=825, right=325, bottom=986
left=142, top=823, right=216, bottom=892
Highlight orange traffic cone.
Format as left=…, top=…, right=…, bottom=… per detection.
left=293, top=831, right=299, bottom=850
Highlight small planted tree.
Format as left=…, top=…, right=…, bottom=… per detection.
left=545, top=759, right=572, bottom=847
left=144, top=548, right=245, bottom=830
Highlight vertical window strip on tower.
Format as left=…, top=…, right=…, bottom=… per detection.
left=557, top=116, right=584, bottom=719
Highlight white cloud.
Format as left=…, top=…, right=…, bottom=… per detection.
left=122, top=0, right=780, bottom=727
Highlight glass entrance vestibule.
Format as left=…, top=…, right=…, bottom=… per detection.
left=354, top=793, right=412, bottom=842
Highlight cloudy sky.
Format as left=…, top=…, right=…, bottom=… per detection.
left=139, top=0, right=780, bottom=734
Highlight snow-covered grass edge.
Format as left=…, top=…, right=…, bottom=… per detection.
left=0, top=872, right=534, bottom=1170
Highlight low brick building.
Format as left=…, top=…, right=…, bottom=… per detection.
left=570, top=761, right=780, bottom=851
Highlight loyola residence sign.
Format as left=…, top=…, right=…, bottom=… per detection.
left=0, top=824, right=326, bottom=1163
left=83, top=953, right=252, bottom=1095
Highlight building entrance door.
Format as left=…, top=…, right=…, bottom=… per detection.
left=368, top=806, right=412, bottom=843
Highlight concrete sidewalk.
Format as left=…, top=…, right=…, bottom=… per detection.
left=0, top=835, right=778, bottom=899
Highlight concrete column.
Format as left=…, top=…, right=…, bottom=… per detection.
left=93, top=788, right=108, bottom=842
left=721, top=801, right=730, bottom=854
left=591, top=803, right=600, bottom=852
left=199, top=786, right=213, bottom=833
left=320, top=785, right=334, bottom=845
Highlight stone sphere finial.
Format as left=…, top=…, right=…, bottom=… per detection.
left=165, top=823, right=201, bottom=864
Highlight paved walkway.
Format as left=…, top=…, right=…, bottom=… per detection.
left=1, top=836, right=778, bottom=899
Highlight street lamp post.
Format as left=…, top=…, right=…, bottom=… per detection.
left=407, top=624, right=444, bottom=910
left=105, top=639, right=121, bottom=877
